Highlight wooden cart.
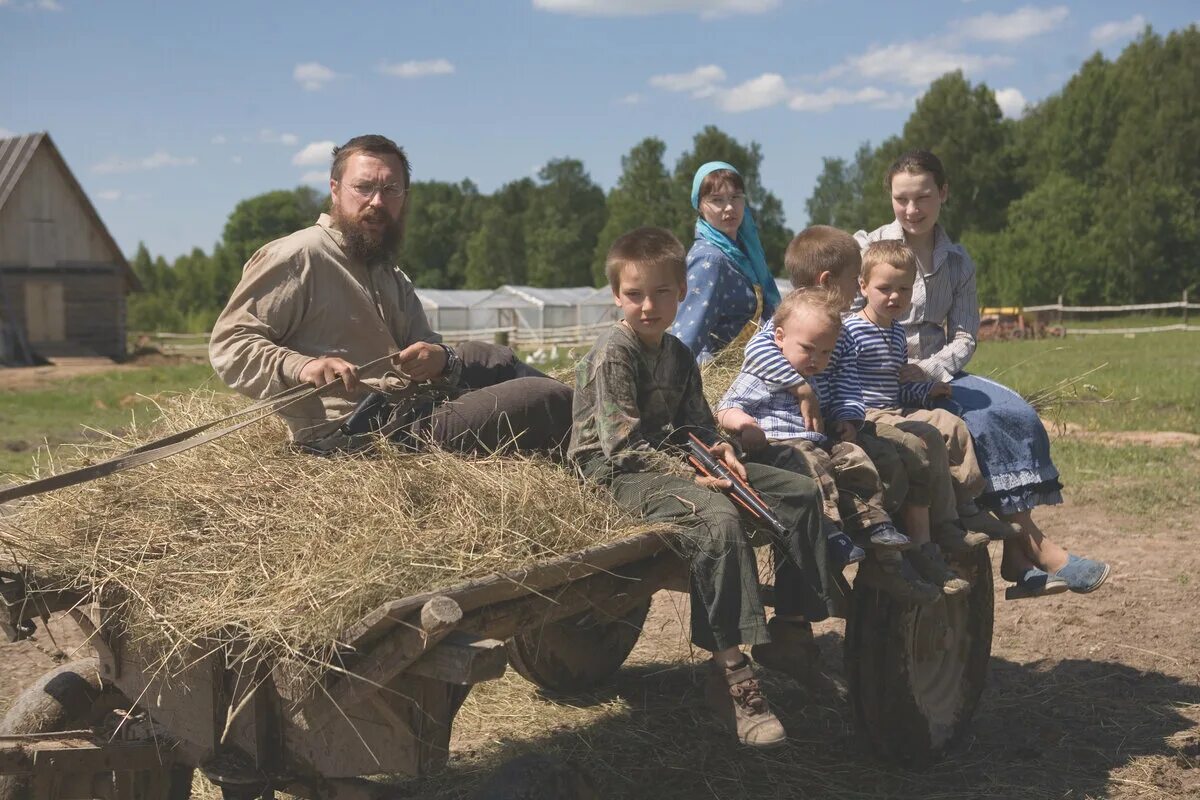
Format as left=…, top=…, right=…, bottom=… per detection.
left=1, top=530, right=994, bottom=800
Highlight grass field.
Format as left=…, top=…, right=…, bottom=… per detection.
left=0, top=363, right=223, bottom=477
left=969, top=331, right=1200, bottom=433
left=1, top=330, right=1196, bottom=476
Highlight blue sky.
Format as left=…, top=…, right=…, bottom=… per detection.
left=2, top=0, right=1194, bottom=263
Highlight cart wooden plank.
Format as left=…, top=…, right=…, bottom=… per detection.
left=340, top=527, right=675, bottom=649
left=0, top=731, right=179, bottom=775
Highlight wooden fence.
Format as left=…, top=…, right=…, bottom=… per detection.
left=1022, top=290, right=1200, bottom=335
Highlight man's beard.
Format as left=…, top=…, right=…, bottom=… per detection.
left=331, top=206, right=403, bottom=266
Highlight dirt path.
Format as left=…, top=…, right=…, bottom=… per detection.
left=0, top=354, right=200, bottom=392
left=4, top=498, right=1198, bottom=798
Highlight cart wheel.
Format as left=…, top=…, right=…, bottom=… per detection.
left=0, top=658, right=194, bottom=800
left=506, top=600, right=650, bottom=694
left=845, top=547, right=993, bottom=765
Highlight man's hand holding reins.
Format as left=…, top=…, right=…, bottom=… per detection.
left=395, top=342, right=449, bottom=382
left=299, top=357, right=360, bottom=390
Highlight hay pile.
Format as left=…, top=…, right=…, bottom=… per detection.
left=0, top=392, right=652, bottom=682
left=698, top=341, right=746, bottom=407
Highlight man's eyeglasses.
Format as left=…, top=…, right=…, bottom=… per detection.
left=703, top=193, right=746, bottom=210
left=341, top=181, right=407, bottom=201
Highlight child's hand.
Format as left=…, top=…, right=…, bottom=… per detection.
left=737, top=423, right=768, bottom=454
left=929, top=382, right=952, bottom=399
left=791, top=383, right=824, bottom=433
left=693, top=441, right=747, bottom=491
left=898, top=363, right=926, bottom=383
left=834, top=420, right=858, bottom=443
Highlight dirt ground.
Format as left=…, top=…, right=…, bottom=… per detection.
left=4, top=493, right=1198, bottom=799
left=0, top=354, right=199, bottom=392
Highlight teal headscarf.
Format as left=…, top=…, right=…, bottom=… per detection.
left=691, top=161, right=781, bottom=310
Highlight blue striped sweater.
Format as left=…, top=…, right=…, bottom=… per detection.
left=741, top=314, right=937, bottom=420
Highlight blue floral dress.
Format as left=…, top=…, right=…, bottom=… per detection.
left=670, top=238, right=773, bottom=362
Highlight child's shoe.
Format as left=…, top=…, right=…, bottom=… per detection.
left=934, top=522, right=989, bottom=553
left=704, top=659, right=787, bottom=749
left=751, top=618, right=846, bottom=698
left=863, top=521, right=910, bottom=550
left=828, top=530, right=867, bottom=565
left=855, top=551, right=941, bottom=605
left=958, top=503, right=1023, bottom=540
left=909, top=542, right=971, bottom=596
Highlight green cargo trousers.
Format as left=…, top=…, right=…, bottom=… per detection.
left=601, top=445, right=840, bottom=653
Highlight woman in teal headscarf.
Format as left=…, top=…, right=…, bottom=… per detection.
left=670, top=161, right=781, bottom=362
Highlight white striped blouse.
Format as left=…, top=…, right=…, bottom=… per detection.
left=853, top=221, right=981, bottom=382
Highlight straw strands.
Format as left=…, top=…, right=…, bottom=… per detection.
left=0, top=392, right=650, bottom=682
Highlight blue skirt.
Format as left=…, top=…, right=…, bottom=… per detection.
left=936, top=373, right=1064, bottom=515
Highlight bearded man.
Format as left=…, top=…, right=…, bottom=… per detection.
left=209, top=134, right=572, bottom=454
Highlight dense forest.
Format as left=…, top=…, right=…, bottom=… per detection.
left=128, top=25, right=1198, bottom=332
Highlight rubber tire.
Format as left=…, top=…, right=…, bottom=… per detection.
left=0, top=658, right=193, bottom=800
left=845, top=547, right=994, bottom=766
left=506, top=600, right=650, bottom=695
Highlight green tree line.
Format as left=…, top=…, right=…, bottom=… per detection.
left=128, top=126, right=791, bottom=332
left=806, top=25, right=1200, bottom=306
left=129, top=24, right=1198, bottom=332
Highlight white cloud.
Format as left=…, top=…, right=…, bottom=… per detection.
left=292, top=140, right=336, bottom=167
left=377, top=59, right=455, bottom=79
left=953, top=5, right=1069, bottom=42
left=91, top=150, right=198, bottom=174
left=715, top=73, right=790, bottom=112
left=845, top=42, right=1012, bottom=87
left=257, top=129, right=299, bottom=146
left=210, top=134, right=227, bottom=145
left=293, top=62, right=336, bottom=91
left=994, top=87, right=1027, bottom=118
left=231, top=155, right=243, bottom=165
left=96, top=190, right=121, bottom=201
left=0, top=127, right=14, bottom=138
left=301, top=170, right=330, bottom=184
left=533, top=0, right=778, bottom=18
left=1090, top=14, right=1146, bottom=46
left=650, top=63, right=909, bottom=114
left=789, top=86, right=907, bottom=112
left=618, top=92, right=645, bottom=105
left=649, top=64, right=726, bottom=97
left=0, top=0, right=63, bottom=8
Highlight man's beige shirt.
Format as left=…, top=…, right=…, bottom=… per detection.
left=209, top=214, right=440, bottom=442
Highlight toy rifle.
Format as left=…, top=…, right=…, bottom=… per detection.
left=686, top=433, right=790, bottom=537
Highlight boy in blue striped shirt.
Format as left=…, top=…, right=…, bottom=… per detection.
left=828, top=240, right=997, bottom=592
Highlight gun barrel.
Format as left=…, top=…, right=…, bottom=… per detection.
left=687, top=434, right=791, bottom=537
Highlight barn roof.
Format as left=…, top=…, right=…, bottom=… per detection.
left=0, top=132, right=139, bottom=290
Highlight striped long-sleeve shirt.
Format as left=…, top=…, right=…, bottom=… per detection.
left=717, top=370, right=829, bottom=443
left=852, top=222, right=981, bottom=382
left=739, top=322, right=864, bottom=423
left=833, top=315, right=936, bottom=412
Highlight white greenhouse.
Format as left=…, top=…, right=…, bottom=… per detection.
left=415, top=289, right=493, bottom=332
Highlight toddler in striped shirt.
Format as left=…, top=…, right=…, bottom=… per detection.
left=718, top=289, right=909, bottom=566
left=828, top=240, right=1000, bottom=593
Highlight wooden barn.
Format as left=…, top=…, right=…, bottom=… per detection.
left=0, top=131, right=141, bottom=365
